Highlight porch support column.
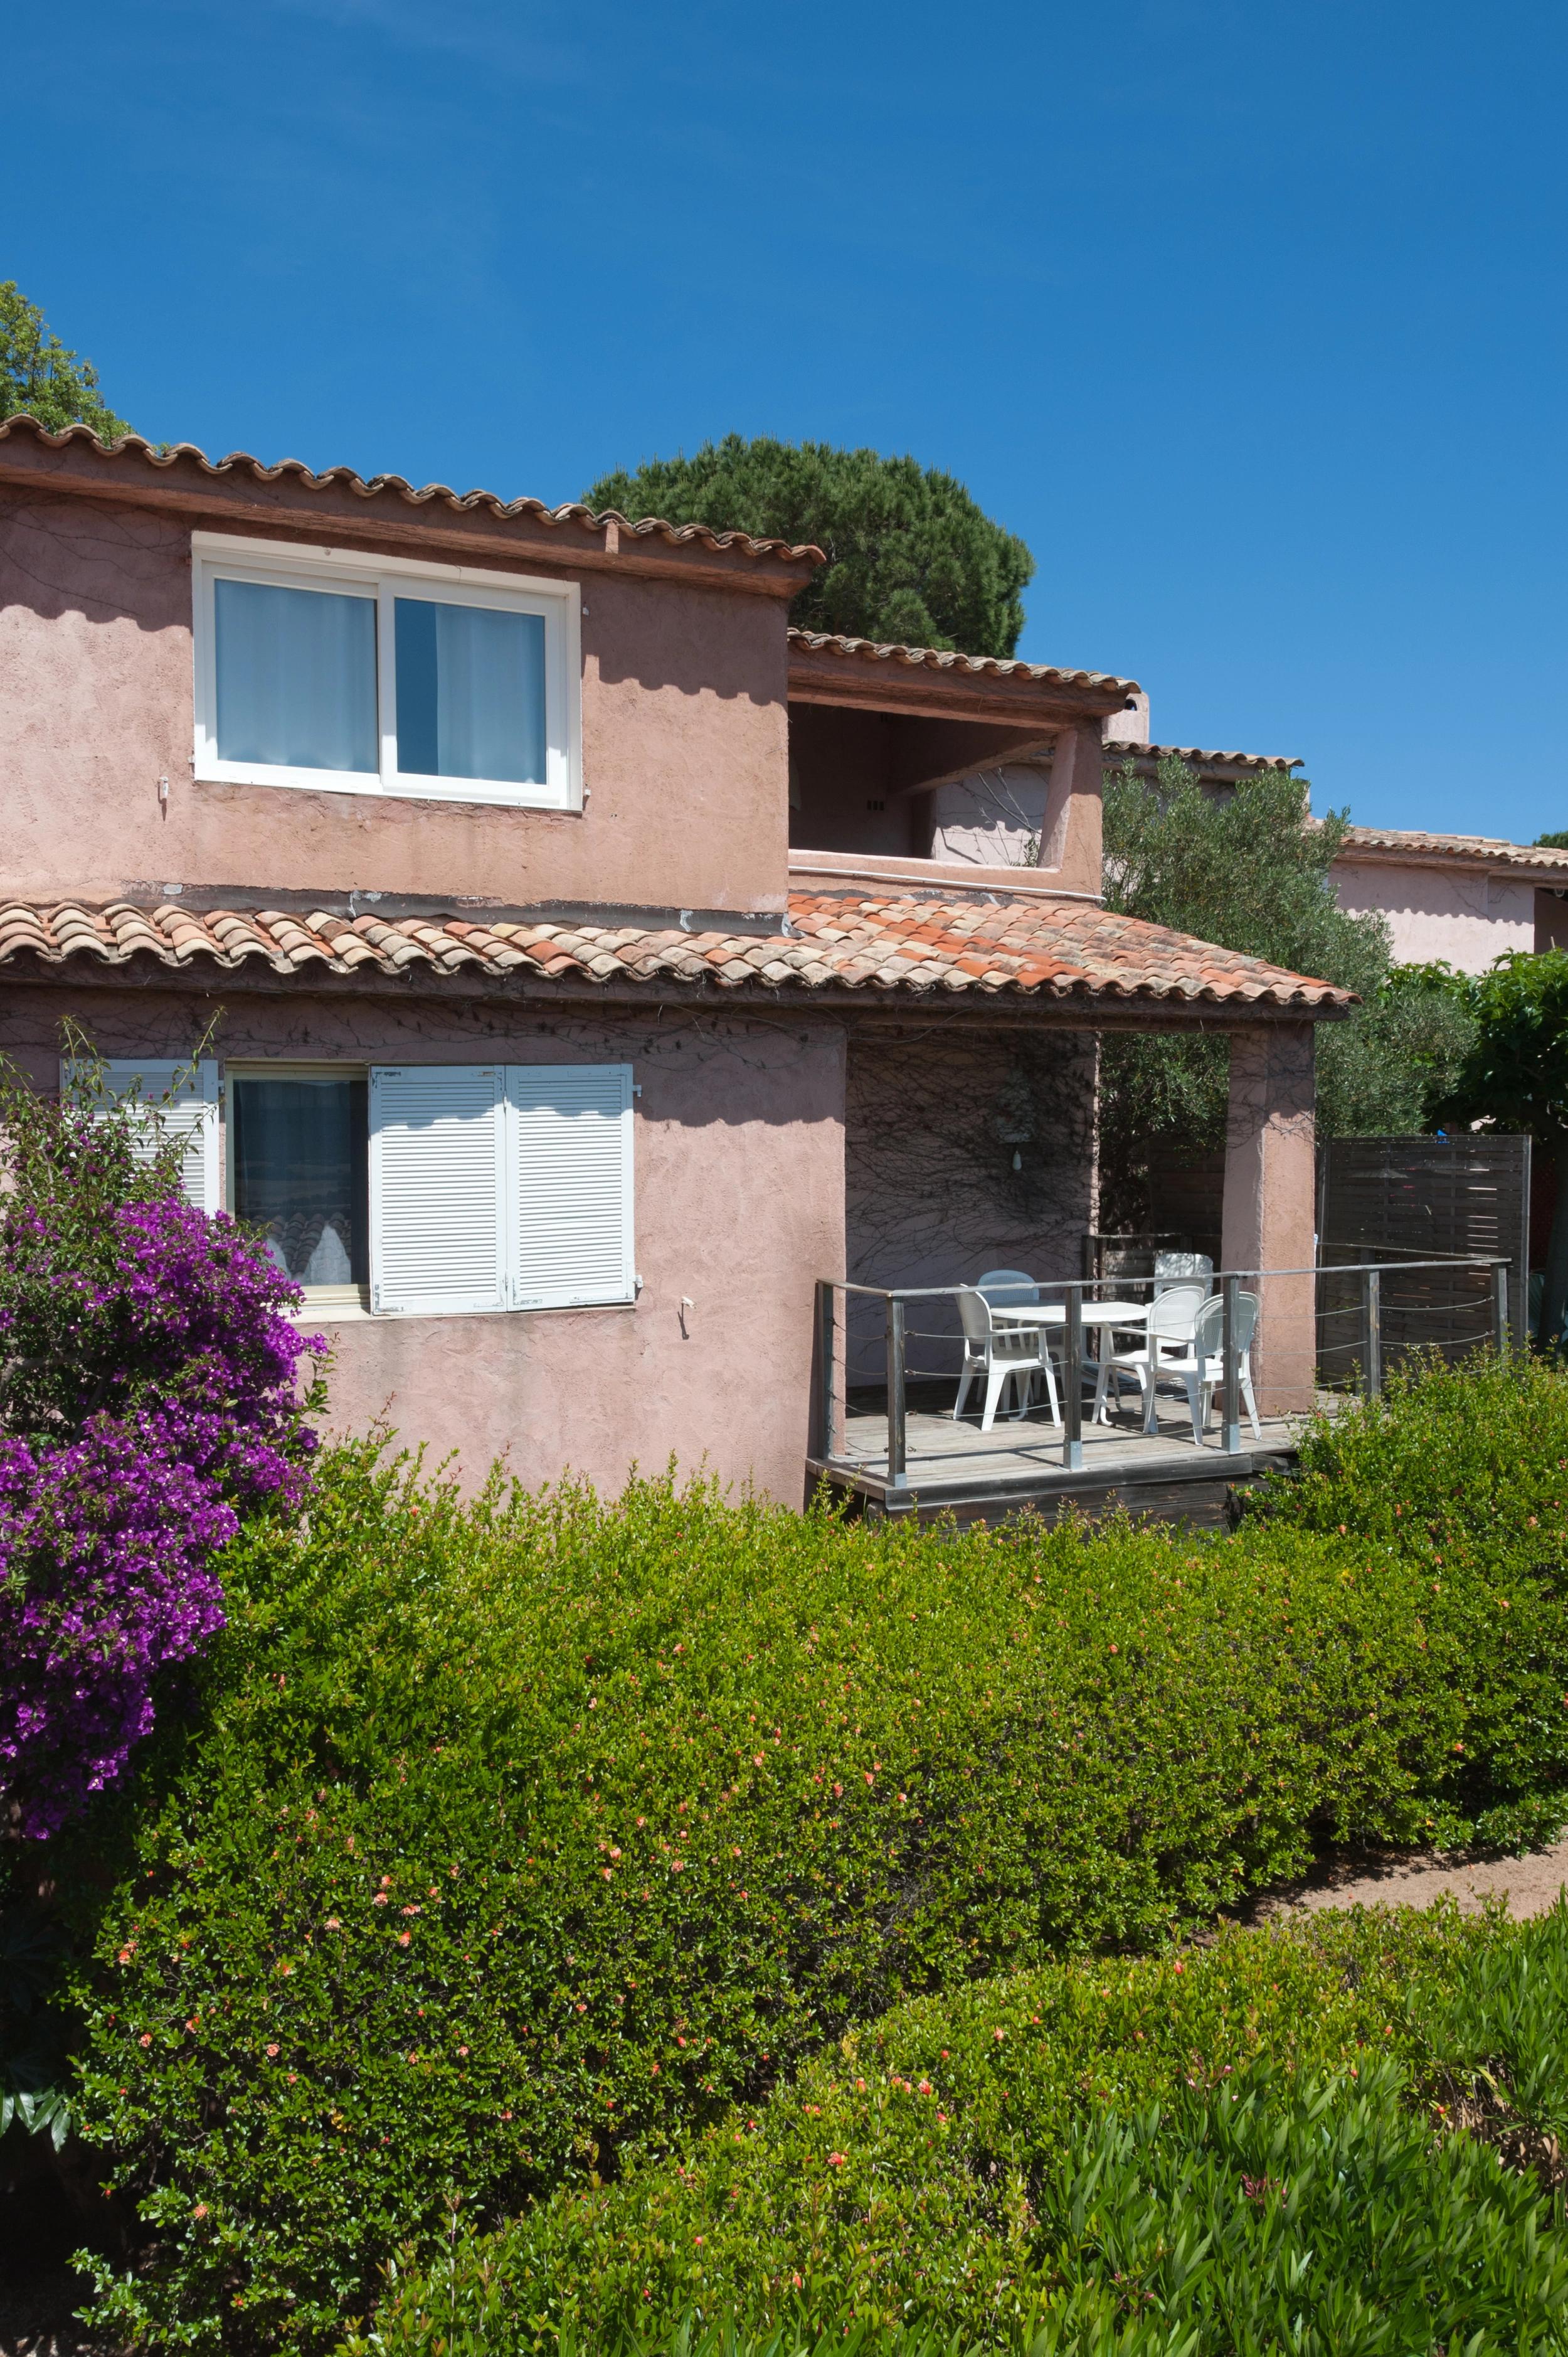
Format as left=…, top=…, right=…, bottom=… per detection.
left=1035, top=720, right=1104, bottom=894
left=1219, top=1023, right=1316, bottom=1415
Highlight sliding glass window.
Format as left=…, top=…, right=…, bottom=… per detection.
left=193, top=536, right=579, bottom=809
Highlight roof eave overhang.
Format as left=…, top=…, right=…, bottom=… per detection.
left=0, top=950, right=1354, bottom=1030
left=787, top=646, right=1134, bottom=727
left=0, top=428, right=817, bottom=601
left=1335, top=842, right=1568, bottom=887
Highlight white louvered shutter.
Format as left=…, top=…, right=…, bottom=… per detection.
left=63, top=1057, right=221, bottom=1213
left=369, top=1065, right=507, bottom=1315
left=508, top=1064, right=634, bottom=1309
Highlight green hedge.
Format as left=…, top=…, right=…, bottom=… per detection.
left=1248, top=1349, right=1568, bottom=1583
left=50, top=1364, right=1568, bottom=2349
left=347, top=1904, right=1568, bottom=2354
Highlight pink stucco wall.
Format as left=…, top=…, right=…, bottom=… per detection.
left=0, top=983, right=846, bottom=1504
left=1334, top=856, right=1536, bottom=973
left=0, top=487, right=791, bottom=914
left=1220, top=1024, right=1316, bottom=1414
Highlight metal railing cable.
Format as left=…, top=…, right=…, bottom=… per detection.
left=813, top=1254, right=1511, bottom=1487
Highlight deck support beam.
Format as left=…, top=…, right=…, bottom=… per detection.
left=1220, top=1023, right=1317, bottom=1415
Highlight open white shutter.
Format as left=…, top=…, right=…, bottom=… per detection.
left=368, top=1065, right=507, bottom=1315
left=63, top=1057, right=221, bottom=1213
left=509, top=1064, right=634, bottom=1309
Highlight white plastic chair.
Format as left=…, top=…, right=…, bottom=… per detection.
left=1091, top=1282, right=1209, bottom=1432
left=1165, top=1290, right=1263, bottom=1444
left=976, top=1268, right=1039, bottom=1309
left=953, top=1287, right=1060, bottom=1431
left=1153, top=1250, right=1214, bottom=1296
left=975, top=1269, right=1056, bottom=1412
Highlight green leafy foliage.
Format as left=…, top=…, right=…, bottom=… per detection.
left=0, top=282, right=132, bottom=439
left=345, top=1906, right=1568, bottom=2355
left=51, top=1371, right=1568, bottom=2351
left=1248, top=1348, right=1568, bottom=1584
left=1425, top=950, right=1568, bottom=1339
left=583, top=437, right=1034, bottom=658
left=1097, top=759, right=1477, bottom=1225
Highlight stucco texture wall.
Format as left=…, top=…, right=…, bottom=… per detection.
left=1334, top=858, right=1535, bottom=974
left=0, top=983, right=846, bottom=1504
left=0, top=489, right=790, bottom=913
left=842, top=1026, right=1097, bottom=1381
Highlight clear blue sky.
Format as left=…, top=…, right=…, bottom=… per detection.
left=8, top=0, right=1564, bottom=836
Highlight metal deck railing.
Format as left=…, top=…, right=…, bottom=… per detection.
left=813, top=1254, right=1511, bottom=1492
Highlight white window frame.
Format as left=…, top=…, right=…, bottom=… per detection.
left=225, top=1060, right=371, bottom=1314
left=191, top=530, right=582, bottom=811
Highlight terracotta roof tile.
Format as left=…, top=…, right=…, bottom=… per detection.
left=0, top=415, right=824, bottom=568
left=787, top=625, right=1138, bottom=699
left=1106, top=740, right=1303, bottom=771
left=1338, top=826, right=1568, bottom=875
left=0, top=895, right=1353, bottom=1014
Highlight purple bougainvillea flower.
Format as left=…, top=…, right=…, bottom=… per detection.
left=0, top=1149, right=322, bottom=1838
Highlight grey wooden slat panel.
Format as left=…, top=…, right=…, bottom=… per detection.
left=1317, top=1133, right=1530, bottom=1366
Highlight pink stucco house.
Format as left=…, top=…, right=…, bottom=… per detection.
left=1331, top=827, right=1568, bottom=973
left=0, top=417, right=1350, bottom=1505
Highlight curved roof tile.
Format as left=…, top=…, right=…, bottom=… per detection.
left=787, top=625, right=1140, bottom=698
left=0, top=415, right=825, bottom=566
left=1338, top=825, right=1568, bottom=874
left=0, top=894, right=1352, bottom=1014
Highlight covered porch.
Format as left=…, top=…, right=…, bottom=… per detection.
left=814, top=976, right=1512, bottom=1521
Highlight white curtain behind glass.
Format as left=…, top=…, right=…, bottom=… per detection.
left=215, top=579, right=378, bottom=773
left=395, top=599, right=546, bottom=784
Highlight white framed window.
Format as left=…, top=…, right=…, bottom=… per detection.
left=369, top=1064, right=635, bottom=1316
left=63, top=1057, right=221, bottom=1214
left=226, top=1062, right=370, bottom=1309
left=191, top=531, right=581, bottom=810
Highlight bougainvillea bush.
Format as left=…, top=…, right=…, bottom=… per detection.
left=0, top=1054, right=320, bottom=1838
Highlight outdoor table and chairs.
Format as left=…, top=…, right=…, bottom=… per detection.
left=954, top=1265, right=1259, bottom=1446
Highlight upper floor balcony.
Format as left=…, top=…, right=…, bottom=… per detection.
left=783, top=625, right=1142, bottom=907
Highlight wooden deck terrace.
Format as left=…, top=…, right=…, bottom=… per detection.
left=807, top=1380, right=1309, bottom=1528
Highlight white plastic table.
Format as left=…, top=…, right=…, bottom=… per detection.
left=987, top=1299, right=1149, bottom=1332
left=986, top=1299, right=1150, bottom=1420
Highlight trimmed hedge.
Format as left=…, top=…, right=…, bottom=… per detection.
left=1248, top=1349, right=1568, bottom=1583
left=349, top=1903, right=1568, bottom=2353
left=49, top=1361, right=1568, bottom=2349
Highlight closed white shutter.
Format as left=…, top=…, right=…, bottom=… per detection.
left=369, top=1065, right=507, bottom=1315
left=508, top=1063, right=634, bottom=1309
left=63, top=1057, right=221, bottom=1213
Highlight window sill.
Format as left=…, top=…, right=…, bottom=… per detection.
left=292, top=1286, right=371, bottom=1324
left=291, top=1299, right=638, bottom=1326
left=194, top=766, right=577, bottom=813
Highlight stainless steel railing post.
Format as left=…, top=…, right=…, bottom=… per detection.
left=1062, top=1285, right=1084, bottom=1471
left=1492, top=1262, right=1510, bottom=1359
left=1364, top=1267, right=1382, bottom=1400
left=1222, top=1272, right=1241, bottom=1454
left=816, top=1280, right=837, bottom=1459
left=886, top=1294, right=907, bottom=1488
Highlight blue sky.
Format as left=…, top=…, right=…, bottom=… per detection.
left=7, top=0, right=1564, bottom=836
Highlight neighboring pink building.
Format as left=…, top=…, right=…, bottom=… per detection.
left=0, top=417, right=1348, bottom=1504
left=1332, top=828, right=1568, bottom=973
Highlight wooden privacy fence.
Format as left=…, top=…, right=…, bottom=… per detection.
left=1316, top=1132, right=1532, bottom=1373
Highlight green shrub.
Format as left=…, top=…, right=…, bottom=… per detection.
left=1247, top=1349, right=1568, bottom=1587
left=344, top=1906, right=1568, bottom=2354
left=53, top=1431, right=1568, bottom=2351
